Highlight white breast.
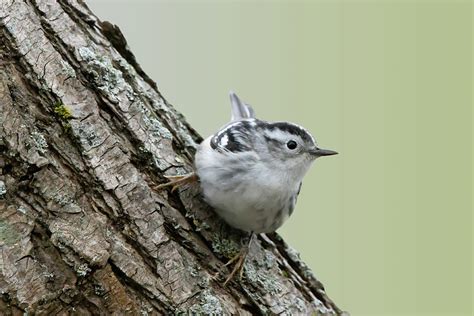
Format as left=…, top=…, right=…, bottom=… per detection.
left=195, top=137, right=297, bottom=233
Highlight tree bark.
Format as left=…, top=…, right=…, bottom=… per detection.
left=0, top=1, right=345, bottom=314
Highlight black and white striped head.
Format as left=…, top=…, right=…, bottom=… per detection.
left=257, top=121, right=337, bottom=167
left=216, top=91, right=337, bottom=173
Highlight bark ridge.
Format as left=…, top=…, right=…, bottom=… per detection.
left=0, top=0, right=345, bottom=314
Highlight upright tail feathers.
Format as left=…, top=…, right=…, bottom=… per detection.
left=229, top=91, right=255, bottom=121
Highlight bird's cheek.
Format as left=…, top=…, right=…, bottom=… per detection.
left=304, top=153, right=316, bottom=162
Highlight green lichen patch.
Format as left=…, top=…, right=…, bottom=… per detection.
left=211, top=233, right=240, bottom=259
left=62, top=122, right=72, bottom=132
left=189, top=290, right=223, bottom=315
left=0, top=219, right=21, bottom=246
left=30, top=131, right=48, bottom=154
left=77, top=46, right=131, bottom=101
left=138, top=101, right=173, bottom=140
left=245, top=257, right=283, bottom=295
left=54, top=103, right=72, bottom=120
left=291, top=297, right=306, bottom=312
left=60, top=60, right=76, bottom=78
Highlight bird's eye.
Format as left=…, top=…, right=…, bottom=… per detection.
left=286, top=140, right=297, bottom=150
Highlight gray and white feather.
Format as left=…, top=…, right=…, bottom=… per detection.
left=195, top=91, right=337, bottom=233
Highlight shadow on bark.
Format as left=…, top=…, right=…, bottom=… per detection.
left=0, top=0, right=345, bottom=314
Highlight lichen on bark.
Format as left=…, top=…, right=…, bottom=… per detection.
left=0, top=0, right=345, bottom=314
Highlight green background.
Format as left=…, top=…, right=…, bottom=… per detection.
left=88, top=1, right=472, bottom=315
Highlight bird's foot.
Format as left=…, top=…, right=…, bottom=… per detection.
left=153, top=172, right=198, bottom=192
left=214, top=233, right=255, bottom=286
left=224, top=249, right=248, bottom=286
left=213, top=238, right=252, bottom=286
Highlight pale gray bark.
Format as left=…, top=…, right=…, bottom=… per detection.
left=0, top=0, right=345, bottom=314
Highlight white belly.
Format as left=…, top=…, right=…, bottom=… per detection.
left=205, top=179, right=291, bottom=233
left=195, top=138, right=297, bottom=233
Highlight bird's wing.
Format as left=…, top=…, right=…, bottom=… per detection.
left=210, top=120, right=253, bottom=153
left=288, top=182, right=303, bottom=217
left=229, top=91, right=255, bottom=121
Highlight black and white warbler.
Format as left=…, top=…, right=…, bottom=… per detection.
left=157, top=91, right=337, bottom=284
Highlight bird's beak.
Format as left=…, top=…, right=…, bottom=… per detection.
left=309, top=147, right=338, bottom=157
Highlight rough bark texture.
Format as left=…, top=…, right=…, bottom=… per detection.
left=0, top=0, right=345, bottom=314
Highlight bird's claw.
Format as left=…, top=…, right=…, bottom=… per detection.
left=153, top=173, right=198, bottom=192
left=213, top=247, right=249, bottom=286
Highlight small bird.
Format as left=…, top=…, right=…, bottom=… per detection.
left=157, top=91, right=337, bottom=284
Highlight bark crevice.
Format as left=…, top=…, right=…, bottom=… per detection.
left=0, top=1, right=345, bottom=314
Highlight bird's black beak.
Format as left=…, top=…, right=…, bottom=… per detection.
left=309, top=147, right=338, bottom=157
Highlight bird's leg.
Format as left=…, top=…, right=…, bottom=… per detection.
left=219, top=233, right=254, bottom=286
left=153, top=172, right=198, bottom=192
left=223, top=247, right=248, bottom=286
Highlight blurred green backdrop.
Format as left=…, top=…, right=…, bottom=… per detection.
left=88, top=1, right=472, bottom=315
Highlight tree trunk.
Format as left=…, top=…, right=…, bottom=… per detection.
left=0, top=1, right=345, bottom=314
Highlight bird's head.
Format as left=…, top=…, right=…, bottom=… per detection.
left=257, top=121, right=337, bottom=178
